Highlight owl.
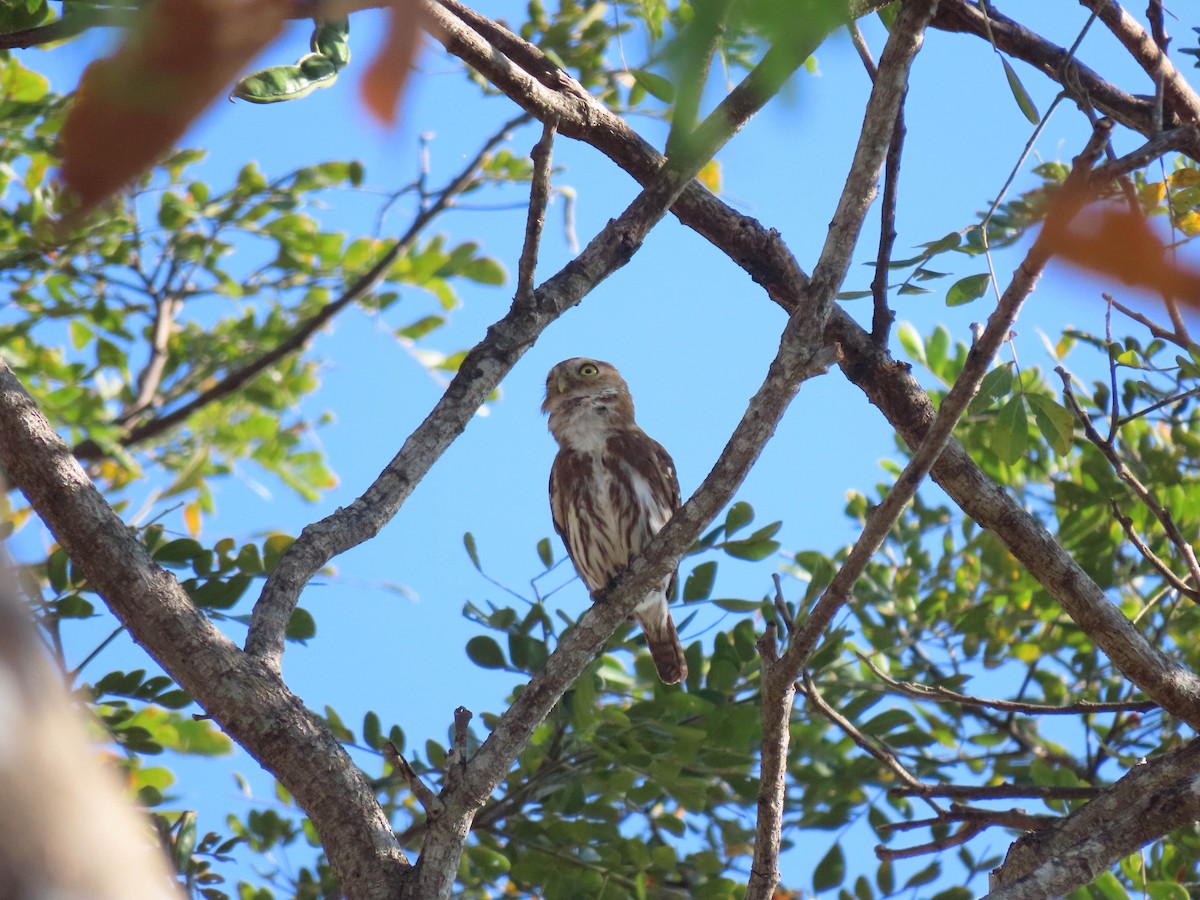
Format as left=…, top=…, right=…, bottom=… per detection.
left=543, top=358, right=688, bottom=684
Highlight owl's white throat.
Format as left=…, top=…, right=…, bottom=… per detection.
left=550, top=395, right=629, bottom=452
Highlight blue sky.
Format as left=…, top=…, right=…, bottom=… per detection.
left=15, top=2, right=1194, bottom=893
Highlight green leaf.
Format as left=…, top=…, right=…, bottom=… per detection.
left=683, top=561, right=716, bottom=602
left=1027, top=393, right=1075, bottom=456
left=812, top=842, right=846, bottom=892
left=466, top=635, right=506, bottom=669
left=286, top=608, right=316, bottom=642
left=721, top=537, right=780, bottom=561
left=536, top=537, right=553, bottom=569
left=946, top=273, right=991, bottom=306
left=55, top=595, right=95, bottom=619
left=362, top=711, right=382, bottom=749
left=991, top=395, right=1028, bottom=465
left=156, top=689, right=192, bottom=710
left=630, top=68, right=675, bottom=102
left=262, top=534, right=294, bottom=571
left=461, top=257, right=507, bottom=285
left=897, top=322, right=925, bottom=365
left=172, top=811, right=197, bottom=870
left=1000, top=57, right=1040, bottom=123
left=724, top=501, right=754, bottom=535
left=712, top=597, right=762, bottom=612
left=463, top=532, right=481, bottom=571
left=904, top=861, right=941, bottom=889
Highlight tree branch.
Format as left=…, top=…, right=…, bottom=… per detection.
left=1080, top=0, right=1200, bottom=127
left=987, top=740, right=1200, bottom=899
left=930, top=0, right=1184, bottom=144
left=0, top=361, right=410, bottom=899
left=516, top=117, right=557, bottom=303
left=746, top=5, right=941, bottom=895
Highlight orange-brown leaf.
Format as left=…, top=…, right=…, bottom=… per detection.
left=1043, top=204, right=1200, bottom=304
left=360, top=0, right=423, bottom=125
left=59, top=0, right=288, bottom=213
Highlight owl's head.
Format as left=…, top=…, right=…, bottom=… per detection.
left=542, top=357, right=634, bottom=420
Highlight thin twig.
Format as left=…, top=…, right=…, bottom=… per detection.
left=75, top=113, right=532, bottom=461
left=121, top=294, right=182, bottom=425
left=771, top=573, right=794, bottom=637
left=801, top=673, right=930, bottom=796
left=384, top=741, right=444, bottom=815
left=1058, top=366, right=1200, bottom=593
left=1110, top=501, right=1200, bottom=600
left=858, top=652, right=1158, bottom=715
left=890, top=782, right=1099, bottom=801
left=516, top=118, right=558, bottom=303
left=848, top=20, right=878, bottom=79
left=870, top=88, right=904, bottom=347
left=1107, top=293, right=1188, bottom=347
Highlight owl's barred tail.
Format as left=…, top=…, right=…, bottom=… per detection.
left=637, top=609, right=688, bottom=685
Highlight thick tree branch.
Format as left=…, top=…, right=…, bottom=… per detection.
left=1080, top=0, right=1200, bottom=126
left=0, top=362, right=409, bottom=900
left=987, top=740, right=1200, bottom=899
left=930, top=0, right=1180, bottom=143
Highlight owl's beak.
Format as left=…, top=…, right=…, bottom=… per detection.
left=554, top=374, right=567, bottom=395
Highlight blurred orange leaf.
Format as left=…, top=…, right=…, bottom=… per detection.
left=59, top=0, right=288, bottom=213
left=1043, top=203, right=1200, bottom=305
left=360, top=0, right=423, bottom=125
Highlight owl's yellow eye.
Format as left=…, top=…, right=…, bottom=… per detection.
left=579, top=363, right=599, bottom=377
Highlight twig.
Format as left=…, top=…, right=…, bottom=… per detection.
left=771, top=573, right=794, bottom=637
left=800, top=673, right=930, bottom=797
left=1107, top=292, right=1188, bottom=347
left=75, top=112, right=533, bottom=461
left=876, top=822, right=987, bottom=861
left=1116, top=384, right=1200, bottom=427
left=384, top=741, right=444, bottom=815
left=121, top=294, right=182, bottom=425
left=1109, top=501, right=1200, bottom=600
left=890, top=783, right=1099, bottom=801
left=848, top=20, right=878, bottom=79
left=516, top=118, right=557, bottom=303
left=857, top=652, right=1158, bottom=715
left=870, top=88, right=905, bottom=347
left=1058, top=367, right=1200, bottom=594
left=747, top=623, right=793, bottom=899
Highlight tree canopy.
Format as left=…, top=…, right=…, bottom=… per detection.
left=3, top=1, right=1200, bottom=899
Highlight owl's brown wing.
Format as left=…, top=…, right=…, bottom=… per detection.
left=606, top=429, right=681, bottom=597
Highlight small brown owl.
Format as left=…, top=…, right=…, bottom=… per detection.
left=543, top=358, right=687, bottom=684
